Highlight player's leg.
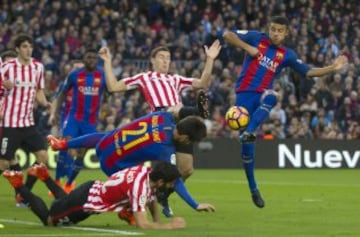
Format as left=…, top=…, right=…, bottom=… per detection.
left=0, top=127, right=26, bottom=205
left=23, top=126, right=49, bottom=192
left=28, top=163, right=67, bottom=199
left=169, top=90, right=210, bottom=120
left=242, top=90, right=278, bottom=139
left=236, top=92, right=265, bottom=208
left=3, top=170, right=50, bottom=225
left=65, top=122, right=99, bottom=190
left=47, top=132, right=107, bottom=150
left=48, top=181, right=94, bottom=225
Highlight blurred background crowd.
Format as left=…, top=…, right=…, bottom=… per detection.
left=1, top=0, right=359, bottom=140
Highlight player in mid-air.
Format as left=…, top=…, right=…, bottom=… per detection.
left=3, top=161, right=187, bottom=229
left=222, top=15, right=348, bottom=208
left=49, top=49, right=107, bottom=193
left=47, top=111, right=215, bottom=217
left=98, top=40, right=221, bottom=216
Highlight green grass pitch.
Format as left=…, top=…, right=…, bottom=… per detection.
left=0, top=169, right=359, bottom=237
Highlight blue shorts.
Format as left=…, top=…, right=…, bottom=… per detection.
left=235, top=91, right=262, bottom=115
left=62, top=116, right=97, bottom=138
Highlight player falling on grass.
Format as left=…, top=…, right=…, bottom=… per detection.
left=222, top=15, right=348, bottom=208
left=50, top=49, right=107, bottom=193
left=3, top=161, right=187, bottom=229
left=98, top=40, right=221, bottom=217
left=0, top=34, right=52, bottom=205
left=47, top=111, right=215, bottom=219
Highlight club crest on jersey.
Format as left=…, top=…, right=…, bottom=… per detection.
left=276, top=52, right=284, bottom=60
left=94, top=78, right=101, bottom=85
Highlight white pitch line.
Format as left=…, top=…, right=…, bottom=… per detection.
left=0, top=219, right=144, bottom=236
left=191, top=179, right=360, bottom=187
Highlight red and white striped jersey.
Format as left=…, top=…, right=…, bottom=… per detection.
left=0, top=58, right=45, bottom=127
left=83, top=165, right=155, bottom=213
left=123, top=71, right=194, bottom=111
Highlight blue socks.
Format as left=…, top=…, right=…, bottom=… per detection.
left=67, top=132, right=107, bottom=149
left=241, top=142, right=257, bottom=193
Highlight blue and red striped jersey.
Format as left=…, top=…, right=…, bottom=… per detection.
left=61, top=67, right=106, bottom=124
left=97, top=112, right=176, bottom=176
left=234, top=30, right=311, bottom=93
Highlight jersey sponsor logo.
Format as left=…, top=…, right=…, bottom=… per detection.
left=15, top=81, right=37, bottom=87
left=78, top=86, right=99, bottom=95
left=257, top=53, right=279, bottom=73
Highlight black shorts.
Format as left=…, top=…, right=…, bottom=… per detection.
left=0, top=126, right=46, bottom=160
left=49, top=181, right=95, bottom=226
left=174, top=142, right=194, bottom=155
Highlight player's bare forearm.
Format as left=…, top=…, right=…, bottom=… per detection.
left=223, top=30, right=259, bottom=57
left=193, top=40, right=222, bottom=89
left=99, top=47, right=126, bottom=92
left=134, top=212, right=186, bottom=229
left=36, top=90, right=51, bottom=108
left=148, top=201, right=160, bottom=223
left=193, top=56, right=214, bottom=89
left=306, top=55, right=348, bottom=77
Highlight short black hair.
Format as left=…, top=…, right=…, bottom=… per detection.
left=14, top=34, right=34, bottom=48
left=0, top=49, right=17, bottom=61
left=176, top=115, right=207, bottom=142
left=150, top=46, right=170, bottom=58
left=270, top=16, right=289, bottom=27
left=149, top=161, right=181, bottom=183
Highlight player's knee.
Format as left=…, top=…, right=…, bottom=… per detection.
left=261, top=93, right=277, bottom=110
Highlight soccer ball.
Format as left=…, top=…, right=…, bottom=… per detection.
left=225, top=106, right=250, bottom=130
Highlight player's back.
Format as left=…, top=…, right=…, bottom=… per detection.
left=84, top=165, right=152, bottom=213
left=97, top=112, right=176, bottom=176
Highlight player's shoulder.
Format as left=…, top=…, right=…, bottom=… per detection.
left=31, top=58, right=44, bottom=67
left=1, top=58, right=17, bottom=68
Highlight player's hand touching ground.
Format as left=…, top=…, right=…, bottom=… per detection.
left=196, top=203, right=216, bottom=212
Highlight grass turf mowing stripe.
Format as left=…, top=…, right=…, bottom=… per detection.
left=0, top=218, right=144, bottom=236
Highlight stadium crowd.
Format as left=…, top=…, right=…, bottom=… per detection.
left=1, top=0, right=359, bottom=140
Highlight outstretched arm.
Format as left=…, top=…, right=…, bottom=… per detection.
left=192, top=40, right=222, bottom=89
left=306, top=55, right=348, bottom=77
left=98, top=47, right=127, bottom=92
left=223, top=30, right=260, bottom=57
left=134, top=211, right=186, bottom=229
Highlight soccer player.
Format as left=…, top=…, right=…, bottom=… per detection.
left=50, top=49, right=107, bottom=192
left=47, top=111, right=215, bottom=215
left=3, top=161, right=187, bottom=229
left=48, top=60, right=84, bottom=195
left=222, top=16, right=348, bottom=208
left=0, top=34, right=52, bottom=202
left=98, top=40, right=221, bottom=216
